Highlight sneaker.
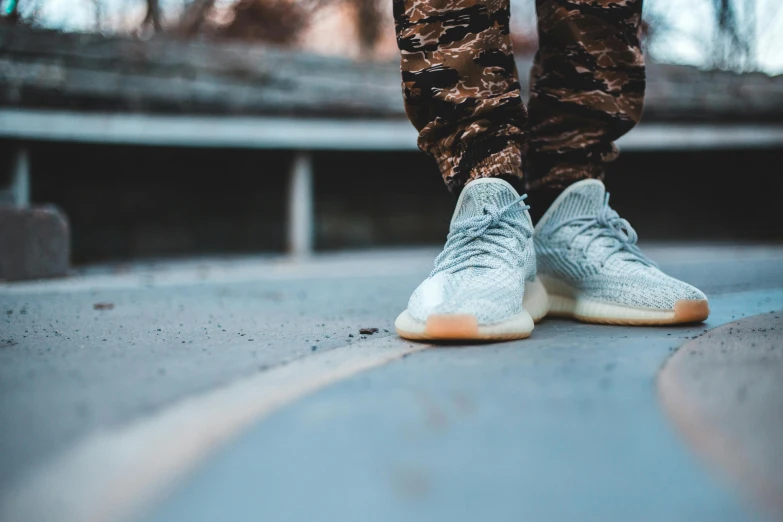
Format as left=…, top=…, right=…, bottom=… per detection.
left=395, top=178, right=548, bottom=341
left=534, top=179, right=709, bottom=325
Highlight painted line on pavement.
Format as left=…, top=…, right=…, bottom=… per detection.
left=1, top=336, right=429, bottom=522
left=658, top=312, right=783, bottom=518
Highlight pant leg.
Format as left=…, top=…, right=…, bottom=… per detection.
left=525, top=0, right=645, bottom=191
left=393, top=0, right=527, bottom=193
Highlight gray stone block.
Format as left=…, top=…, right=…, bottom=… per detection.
left=0, top=205, right=70, bottom=281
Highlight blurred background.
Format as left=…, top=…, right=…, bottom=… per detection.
left=0, top=0, right=781, bottom=273
left=2, top=5, right=783, bottom=519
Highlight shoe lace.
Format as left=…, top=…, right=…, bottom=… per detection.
left=432, top=194, right=531, bottom=275
left=549, top=192, right=655, bottom=267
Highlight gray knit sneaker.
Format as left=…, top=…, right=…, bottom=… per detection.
left=534, top=179, right=709, bottom=325
left=395, top=178, right=548, bottom=341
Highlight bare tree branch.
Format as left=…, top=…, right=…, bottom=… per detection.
left=142, top=0, right=162, bottom=33
left=178, top=0, right=215, bottom=36
left=3, top=0, right=21, bottom=24
left=352, top=0, right=382, bottom=56
left=712, top=0, right=755, bottom=71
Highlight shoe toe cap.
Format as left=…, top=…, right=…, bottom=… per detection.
left=408, top=273, right=522, bottom=324
left=657, top=277, right=707, bottom=308
left=586, top=270, right=708, bottom=311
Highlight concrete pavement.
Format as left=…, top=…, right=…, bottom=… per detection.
left=1, top=245, right=782, bottom=522
left=142, top=290, right=782, bottom=522
left=0, top=249, right=434, bottom=495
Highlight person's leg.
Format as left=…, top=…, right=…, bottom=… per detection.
left=528, top=0, right=709, bottom=325
left=525, top=0, right=645, bottom=197
left=393, top=0, right=546, bottom=341
left=393, top=0, right=527, bottom=193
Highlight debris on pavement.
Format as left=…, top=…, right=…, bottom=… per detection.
left=359, top=328, right=379, bottom=335
left=93, top=302, right=115, bottom=311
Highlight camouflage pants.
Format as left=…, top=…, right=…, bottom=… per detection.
left=394, top=0, right=645, bottom=193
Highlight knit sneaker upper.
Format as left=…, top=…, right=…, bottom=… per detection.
left=534, top=179, right=707, bottom=310
left=407, top=178, right=535, bottom=324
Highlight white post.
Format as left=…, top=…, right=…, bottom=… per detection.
left=11, top=145, right=30, bottom=208
left=287, top=151, right=314, bottom=258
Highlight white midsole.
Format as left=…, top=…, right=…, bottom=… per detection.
left=540, top=275, right=676, bottom=320
left=395, top=276, right=550, bottom=335
left=522, top=276, right=549, bottom=322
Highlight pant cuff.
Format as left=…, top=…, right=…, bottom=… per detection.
left=524, top=163, right=604, bottom=192
left=432, top=140, right=525, bottom=194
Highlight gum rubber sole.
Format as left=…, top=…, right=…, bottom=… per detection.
left=395, top=310, right=533, bottom=341
left=547, top=294, right=710, bottom=325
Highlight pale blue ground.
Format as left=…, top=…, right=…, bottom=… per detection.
left=145, top=287, right=783, bottom=522
left=2, top=246, right=781, bottom=521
